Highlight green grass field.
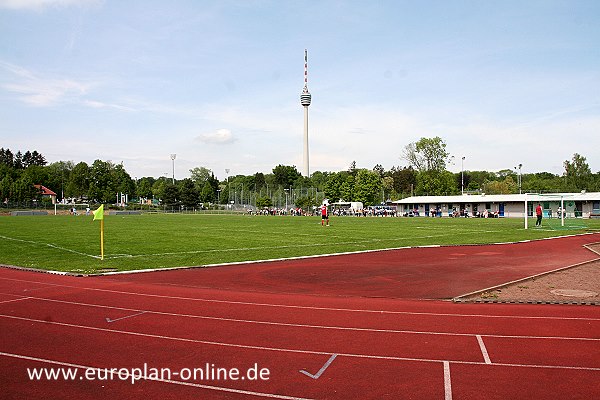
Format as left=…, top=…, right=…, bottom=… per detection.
left=1, top=213, right=599, bottom=274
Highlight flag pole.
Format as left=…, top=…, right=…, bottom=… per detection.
left=93, top=204, right=105, bottom=260
left=100, top=219, right=104, bottom=260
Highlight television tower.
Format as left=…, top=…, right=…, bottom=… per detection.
left=300, top=49, right=312, bottom=177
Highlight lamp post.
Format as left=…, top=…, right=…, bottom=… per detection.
left=515, top=163, right=522, bottom=194
left=170, top=154, right=176, bottom=184
left=461, top=156, right=465, bottom=195
left=225, top=168, right=230, bottom=204
left=284, top=188, right=289, bottom=212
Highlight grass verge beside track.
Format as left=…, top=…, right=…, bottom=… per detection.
left=0, top=213, right=599, bottom=274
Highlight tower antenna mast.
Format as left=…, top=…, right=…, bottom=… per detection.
left=300, top=49, right=312, bottom=177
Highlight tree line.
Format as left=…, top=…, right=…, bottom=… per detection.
left=1, top=138, right=599, bottom=209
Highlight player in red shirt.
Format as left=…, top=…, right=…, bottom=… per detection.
left=320, top=203, right=329, bottom=226
left=535, top=204, right=543, bottom=227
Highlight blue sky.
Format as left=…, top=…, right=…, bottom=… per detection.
left=1, top=0, right=599, bottom=180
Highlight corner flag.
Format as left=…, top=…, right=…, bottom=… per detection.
left=92, top=204, right=105, bottom=260
left=93, top=204, right=104, bottom=221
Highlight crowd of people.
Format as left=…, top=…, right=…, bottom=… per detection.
left=330, top=207, right=398, bottom=217
left=248, top=205, right=504, bottom=219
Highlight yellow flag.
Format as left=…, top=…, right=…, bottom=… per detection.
left=93, top=204, right=104, bottom=221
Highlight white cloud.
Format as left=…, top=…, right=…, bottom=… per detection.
left=1, top=61, right=92, bottom=106
left=0, top=0, right=101, bottom=11
left=196, top=129, right=236, bottom=145
left=83, top=100, right=136, bottom=112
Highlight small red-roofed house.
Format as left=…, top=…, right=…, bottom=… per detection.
left=34, top=185, right=57, bottom=204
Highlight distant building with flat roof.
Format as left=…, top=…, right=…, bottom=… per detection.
left=393, top=192, right=600, bottom=219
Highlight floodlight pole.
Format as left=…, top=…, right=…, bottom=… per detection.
left=515, top=163, right=522, bottom=194
left=170, top=154, right=177, bottom=184
left=461, top=156, right=465, bottom=195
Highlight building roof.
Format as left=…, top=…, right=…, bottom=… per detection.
left=393, top=192, right=600, bottom=204
left=34, top=185, right=57, bottom=196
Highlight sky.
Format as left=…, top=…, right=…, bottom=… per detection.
left=1, top=0, right=599, bottom=181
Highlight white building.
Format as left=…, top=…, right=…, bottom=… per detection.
left=393, top=192, right=600, bottom=219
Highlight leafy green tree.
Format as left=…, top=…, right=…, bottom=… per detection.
left=272, top=165, right=301, bottom=188
left=0, top=174, right=13, bottom=201
left=46, top=161, right=73, bottom=200
left=308, top=170, right=328, bottom=191
left=382, top=176, right=394, bottom=200
left=22, top=150, right=46, bottom=168
left=13, top=151, right=23, bottom=169
left=373, top=164, right=385, bottom=177
left=190, top=167, right=212, bottom=187
left=340, top=175, right=355, bottom=202
left=348, top=161, right=357, bottom=176
left=563, top=153, right=591, bottom=191
left=66, top=162, right=89, bottom=199
left=403, top=137, right=452, bottom=172
left=484, top=176, right=517, bottom=194
left=152, top=179, right=168, bottom=201
left=416, top=170, right=457, bottom=196
left=0, top=148, right=14, bottom=167
left=324, top=172, right=346, bottom=201
left=354, top=169, right=382, bottom=205
left=294, top=196, right=317, bottom=211
left=13, top=175, right=38, bottom=202
left=179, top=179, right=199, bottom=207
left=136, top=177, right=154, bottom=199
left=199, top=181, right=216, bottom=203
left=389, top=166, right=416, bottom=196
left=21, top=165, right=48, bottom=188
left=256, top=196, right=273, bottom=209
left=88, top=160, right=114, bottom=202
left=404, top=137, right=456, bottom=196
left=111, top=163, right=135, bottom=199
left=219, top=184, right=230, bottom=204
left=254, top=172, right=266, bottom=191
left=162, top=183, right=180, bottom=206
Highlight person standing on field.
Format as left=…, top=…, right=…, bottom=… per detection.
left=535, top=203, right=543, bottom=226
left=320, top=203, right=329, bottom=226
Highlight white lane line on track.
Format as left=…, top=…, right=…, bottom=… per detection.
left=0, top=296, right=32, bottom=305
left=7, top=295, right=600, bottom=342
left=106, top=311, right=146, bottom=323
left=476, top=335, right=492, bottom=364
left=0, top=351, right=313, bottom=400
left=2, top=314, right=600, bottom=372
left=443, top=361, right=452, bottom=400
left=299, top=354, right=338, bottom=379
left=1, top=278, right=599, bottom=322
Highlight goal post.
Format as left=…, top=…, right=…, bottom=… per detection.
left=524, top=193, right=576, bottom=230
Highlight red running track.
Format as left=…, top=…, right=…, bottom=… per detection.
left=103, top=233, right=600, bottom=299
left=0, top=234, right=599, bottom=399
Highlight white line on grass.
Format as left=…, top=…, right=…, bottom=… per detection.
left=0, top=351, right=313, bottom=400
left=99, top=234, right=459, bottom=260
left=11, top=295, right=600, bottom=342
left=2, top=314, right=599, bottom=372
left=0, top=234, right=99, bottom=259
left=100, top=229, right=504, bottom=260
left=1, top=277, right=599, bottom=322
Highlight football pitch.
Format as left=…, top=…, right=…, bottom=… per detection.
left=0, top=213, right=599, bottom=274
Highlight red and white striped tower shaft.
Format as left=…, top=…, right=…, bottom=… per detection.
left=300, top=49, right=312, bottom=177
